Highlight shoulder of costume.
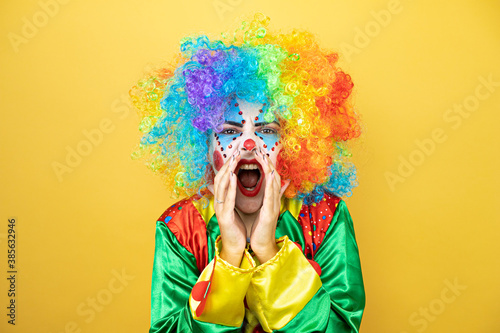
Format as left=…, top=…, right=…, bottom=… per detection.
left=286, top=192, right=342, bottom=220
left=295, top=192, right=343, bottom=257
left=156, top=195, right=211, bottom=272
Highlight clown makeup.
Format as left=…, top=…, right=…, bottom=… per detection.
left=209, top=98, right=282, bottom=197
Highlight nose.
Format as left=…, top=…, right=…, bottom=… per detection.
left=243, top=139, right=256, bottom=151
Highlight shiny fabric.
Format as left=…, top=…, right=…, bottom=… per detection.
left=158, top=198, right=208, bottom=272
left=275, top=200, right=365, bottom=332
left=189, top=237, right=254, bottom=327
left=150, top=194, right=365, bottom=332
left=246, top=235, right=323, bottom=331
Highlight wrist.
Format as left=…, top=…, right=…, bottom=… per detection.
left=219, top=248, right=244, bottom=267
left=252, top=242, right=279, bottom=264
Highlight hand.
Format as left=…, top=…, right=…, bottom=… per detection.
left=250, top=149, right=290, bottom=263
left=208, top=150, right=246, bottom=267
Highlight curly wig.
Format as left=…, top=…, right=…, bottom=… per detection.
left=130, top=13, right=361, bottom=203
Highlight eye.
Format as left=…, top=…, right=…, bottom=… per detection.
left=258, top=127, right=278, bottom=135
left=220, top=128, right=239, bottom=135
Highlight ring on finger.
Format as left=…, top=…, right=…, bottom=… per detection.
left=215, top=198, right=224, bottom=204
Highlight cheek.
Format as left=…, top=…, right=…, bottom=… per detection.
left=213, top=151, right=224, bottom=172
left=269, top=146, right=282, bottom=167
left=211, top=134, right=240, bottom=172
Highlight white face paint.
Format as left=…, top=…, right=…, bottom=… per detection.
left=209, top=98, right=282, bottom=213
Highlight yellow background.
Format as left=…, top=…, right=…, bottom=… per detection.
left=1, top=0, right=499, bottom=332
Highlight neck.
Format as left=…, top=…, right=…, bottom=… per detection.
left=235, top=207, right=260, bottom=238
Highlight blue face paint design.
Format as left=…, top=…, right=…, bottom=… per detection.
left=212, top=99, right=243, bottom=157
left=210, top=98, right=282, bottom=168
left=215, top=130, right=238, bottom=153
left=255, top=127, right=280, bottom=154
left=224, top=99, right=245, bottom=124
left=252, top=103, right=280, bottom=154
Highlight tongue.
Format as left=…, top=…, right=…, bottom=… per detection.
left=238, top=170, right=259, bottom=188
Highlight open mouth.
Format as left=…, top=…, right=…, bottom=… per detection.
left=236, top=159, right=263, bottom=197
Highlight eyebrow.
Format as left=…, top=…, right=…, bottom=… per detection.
left=223, top=120, right=281, bottom=128
left=255, top=121, right=280, bottom=127
left=224, top=121, right=244, bottom=128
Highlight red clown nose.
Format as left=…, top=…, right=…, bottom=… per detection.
left=243, top=139, right=256, bottom=151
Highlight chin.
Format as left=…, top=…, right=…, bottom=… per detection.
left=235, top=188, right=264, bottom=214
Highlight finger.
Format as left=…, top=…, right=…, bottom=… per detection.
left=271, top=169, right=282, bottom=212
left=261, top=152, right=279, bottom=192
left=214, top=150, right=240, bottom=184
left=280, top=179, right=291, bottom=199
left=254, top=148, right=272, bottom=174
left=223, top=169, right=238, bottom=212
left=262, top=168, right=276, bottom=214
left=208, top=184, right=215, bottom=196
left=215, top=152, right=240, bottom=201
left=254, top=149, right=280, bottom=212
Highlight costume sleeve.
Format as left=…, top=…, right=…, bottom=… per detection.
left=245, top=200, right=365, bottom=332
left=150, top=221, right=254, bottom=332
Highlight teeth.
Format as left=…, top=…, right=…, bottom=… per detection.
left=239, top=164, right=259, bottom=170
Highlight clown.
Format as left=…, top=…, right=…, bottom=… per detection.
left=131, top=13, right=365, bottom=333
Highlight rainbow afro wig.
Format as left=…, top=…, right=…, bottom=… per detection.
left=130, top=13, right=362, bottom=203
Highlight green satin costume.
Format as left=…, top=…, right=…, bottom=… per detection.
left=149, top=193, right=365, bottom=332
